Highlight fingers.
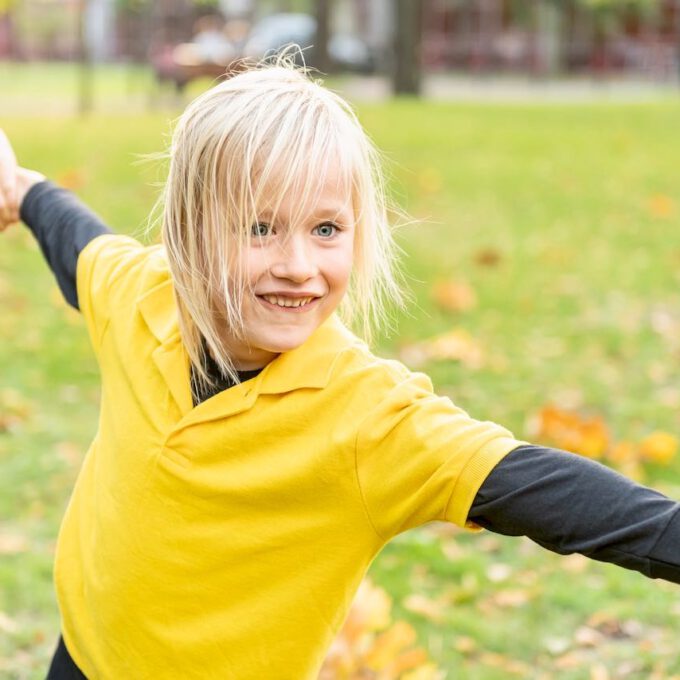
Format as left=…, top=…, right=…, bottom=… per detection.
left=0, top=128, right=19, bottom=231
left=0, top=179, right=19, bottom=230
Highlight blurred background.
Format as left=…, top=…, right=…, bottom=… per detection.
left=0, top=0, right=680, bottom=112
left=2, top=2, right=680, bottom=680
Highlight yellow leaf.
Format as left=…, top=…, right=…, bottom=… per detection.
left=607, top=440, right=637, bottom=464
left=590, top=663, right=610, bottom=680
left=383, top=646, right=431, bottom=677
left=491, top=588, right=532, bottom=608
left=399, top=329, right=484, bottom=369
left=363, top=620, right=416, bottom=669
left=402, top=593, right=446, bottom=623
left=350, top=578, right=393, bottom=632
left=0, top=531, right=29, bottom=555
left=647, top=194, right=676, bottom=220
left=529, top=405, right=609, bottom=459
left=402, top=663, right=444, bottom=680
left=56, top=168, right=86, bottom=191
left=639, top=431, right=678, bottom=465
left=320, top=577, right=443, bottom=679
left=431, top=279, right=477, bottom=313
left=425, top=329, right=484, bottom=367
left=0, top=612, right=18, bottom=635
left=453, top=636, right=477, bottom=654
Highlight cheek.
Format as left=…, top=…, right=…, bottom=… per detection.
left=240, top=249, right=270, bottom=286
left=325, top=249, right=353, bottom=293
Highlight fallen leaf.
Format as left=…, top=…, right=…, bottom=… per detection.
left=0, top=531, right=29, bottom=555
left=402, top=594, right=446, bottom=624
left=431, top=279, right=477, bottom=313
left=638, top=431, right=678, bottom=465
left=399, top=329, right=484, bottom=369
left=319, top=577, right=443, bottom=679
left=474, top=248, right=502, bottom=267
left=574, top=625, right=604, bottom=647
left=590, top=663, right=610, bottom=680
left=527, top=404, right=609, bottom=459
left=0, top=611, right=18, bottom=634
left=363, top=620, right=417, bottom=669
left=56, top=168, right=87, bottom=191
left=647, top=194, right=676, bottom=219
left=453, top=636, right=477, bottom=655
left=401, top=663, right=444, bottom=680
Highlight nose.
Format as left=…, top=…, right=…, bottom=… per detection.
left=270, top=233, right=318, bottom=282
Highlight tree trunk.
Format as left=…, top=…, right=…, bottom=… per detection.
left=314, top=0, right=332, bottom=74
left=78, top=0, right=93, bottom=115
left=534, top=0, right=564, bottom=78
left=393, top=0, right=423, bottom=96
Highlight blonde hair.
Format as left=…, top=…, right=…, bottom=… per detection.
left=156, top=55, right=408, bottom=395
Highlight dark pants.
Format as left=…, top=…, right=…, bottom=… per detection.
left=46, top=636, right=87, bottom=680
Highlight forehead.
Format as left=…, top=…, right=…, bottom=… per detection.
left=254, top=162, right=354, bottom=221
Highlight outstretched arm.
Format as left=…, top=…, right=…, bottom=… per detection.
left=19, top=180, right=114, bottom=310
left=0, top=128, right=114, bottom=310
left=469, top=444, right=679, bottom=584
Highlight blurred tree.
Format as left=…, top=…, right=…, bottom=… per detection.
left=393, top=0, right=423, bottom=95
left=0, top=0, right=17, bottom=59
left=534, top=0, right=565, bottom=77
left=314, top=0, right=332, bottom=74
left=575, top=0, right=659, bottom=73
left=78, top=0, right=94, bottom=115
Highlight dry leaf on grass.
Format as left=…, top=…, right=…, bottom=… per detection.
left=647, top=194, right=676, bottom=219
left=319, top=577, right=444, bottom=680
left=402, top=594, right=446, bottom=624
left=638, top=431, right=678, bottom=464
left=474, top=248, right=503, bottom=267
left=431, top=279, right=477, bottom=313
left=399, top=329, right=484, bottom=370
left=526, top=404, right=609, bottom=459
left=0, top=530, right=29, bottom=555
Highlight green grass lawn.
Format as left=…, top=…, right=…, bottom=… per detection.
left=1, top=73, right=680, bottom=679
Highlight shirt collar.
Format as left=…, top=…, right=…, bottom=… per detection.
left=137, top=274, right=362, bottom=410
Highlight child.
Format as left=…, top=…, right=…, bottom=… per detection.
left=1, top=61, right=678, bottom=680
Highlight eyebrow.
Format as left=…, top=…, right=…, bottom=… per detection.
left=257, top=204, right=353, bottom=222
left=313, top=206, right=352, bottom=220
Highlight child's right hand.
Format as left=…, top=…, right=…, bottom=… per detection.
left=0, top=129, right=46, bottom=232
left=0, top=128, right=19, bottom=231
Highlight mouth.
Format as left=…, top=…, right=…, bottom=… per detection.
left=256, top=294, right=321, bottom=312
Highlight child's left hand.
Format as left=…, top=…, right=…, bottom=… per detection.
left=0, top=128, right=19, bottom=231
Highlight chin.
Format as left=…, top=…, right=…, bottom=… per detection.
left=262, top=331, right=313, bottom=353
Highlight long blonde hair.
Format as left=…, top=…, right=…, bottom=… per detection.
left=157, top=56, right=408, bottom=395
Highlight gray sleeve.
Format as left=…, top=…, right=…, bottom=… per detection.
left=469, top=444, right=680, bottom=584
left=19, top=180, right=114, bottom=310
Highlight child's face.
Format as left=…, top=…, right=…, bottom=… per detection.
left=225, top=169, right=355, bottom=370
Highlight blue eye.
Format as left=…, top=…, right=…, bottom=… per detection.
left=251, top=222, right=271, bottom=237
left=314, top=222, right=338, bottom=238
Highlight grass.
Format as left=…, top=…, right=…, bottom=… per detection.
left=1, top=66, right=680, bottom=678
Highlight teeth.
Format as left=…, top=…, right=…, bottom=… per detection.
left=262, top=295, right=313, bottom=308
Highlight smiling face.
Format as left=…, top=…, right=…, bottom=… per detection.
left=164, top=65, right=405, bottom=388
left=221, top=167, right=356, bottom=370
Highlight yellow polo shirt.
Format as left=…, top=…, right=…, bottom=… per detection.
left=57, top=233, right=528, bottom=679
